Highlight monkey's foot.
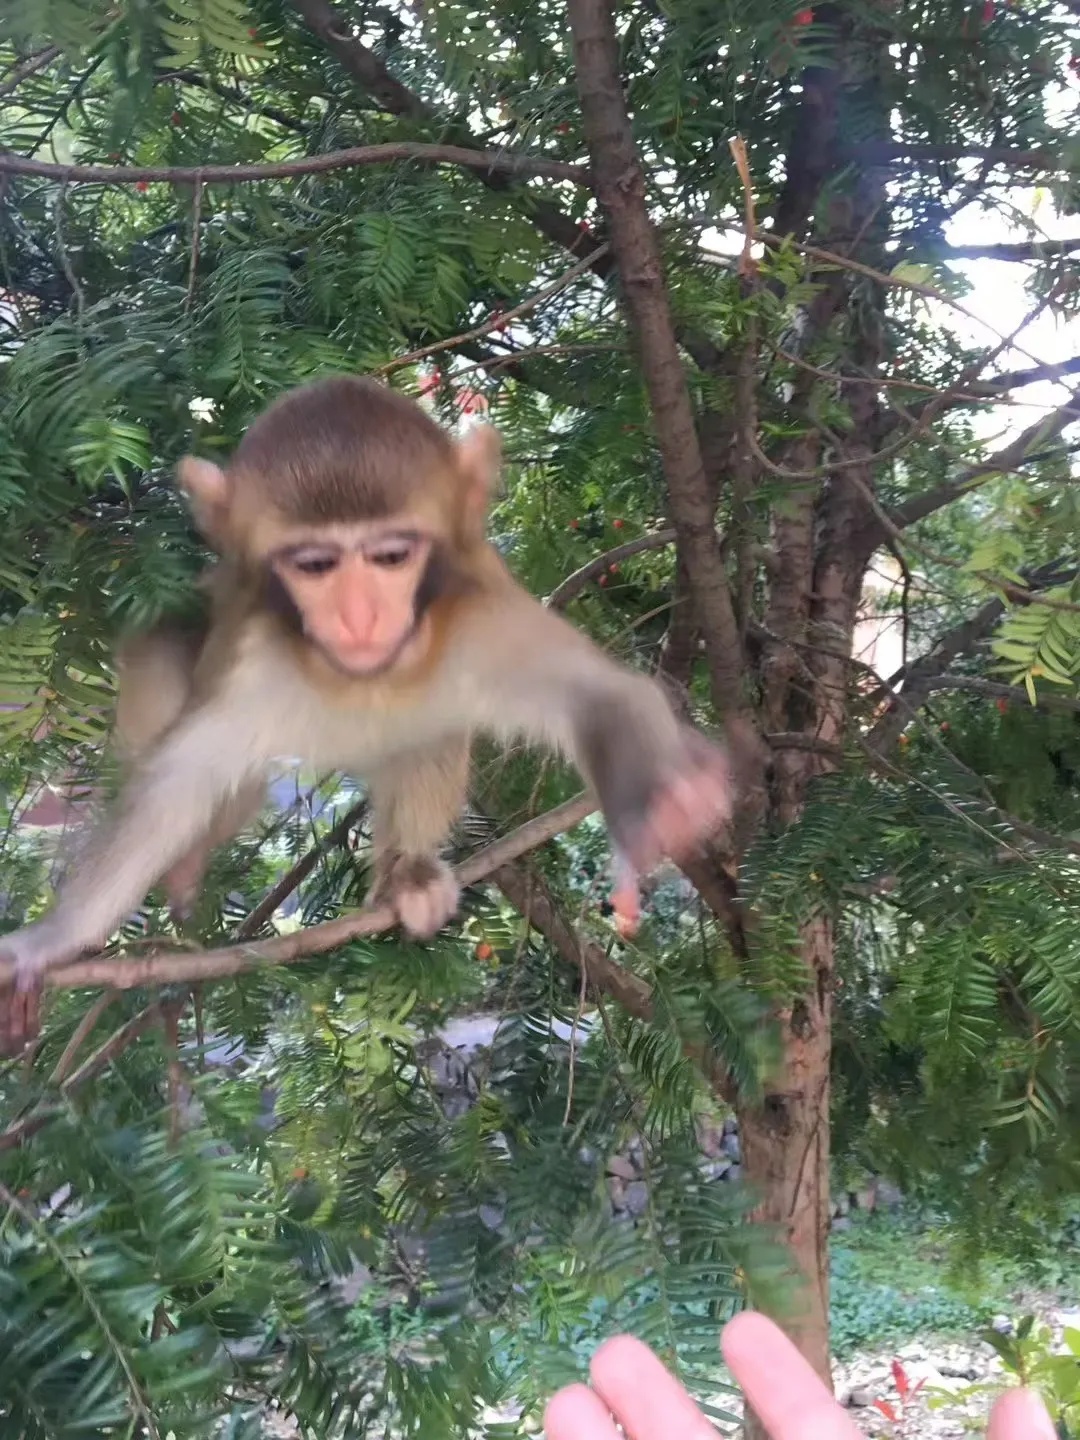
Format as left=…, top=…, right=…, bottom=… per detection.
left=370, top=853, right=461, bottom=940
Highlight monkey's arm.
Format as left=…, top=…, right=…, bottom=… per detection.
left=366, top=737, right=471, bottom=938
left=115, top=623, right=266, bottom=922
left=2, top=700, right=271, bottom=984
left=460, top=588, right=734, bottom=921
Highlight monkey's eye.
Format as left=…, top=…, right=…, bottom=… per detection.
left=368, top=542, right=416, bottom=569
left=290, top=551, right=340, bottom=576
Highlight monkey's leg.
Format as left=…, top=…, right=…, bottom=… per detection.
left=366, top=737, right=471, bottom=939
left=162, top=780, right=266, bottom=923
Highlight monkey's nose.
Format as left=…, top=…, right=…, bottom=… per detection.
left=336, top=590, right=378, bottom=646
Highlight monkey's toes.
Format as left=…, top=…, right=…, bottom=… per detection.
left=396, top=875, right=461, bottom=939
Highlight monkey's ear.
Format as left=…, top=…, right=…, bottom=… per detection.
left=176, top=456, right=230, bottom=541
left=456, top=424, right=502, bottom=520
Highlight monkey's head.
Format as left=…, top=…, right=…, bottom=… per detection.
left=177, top=376, right=501, bottom=678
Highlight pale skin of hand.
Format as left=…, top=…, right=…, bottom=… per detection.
left=544, top=1312, right=1058, bottom=1440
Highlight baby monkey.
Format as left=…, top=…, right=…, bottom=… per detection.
left=0, top=376, right=734, bottom=1043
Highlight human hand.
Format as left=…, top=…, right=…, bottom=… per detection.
left=543, top=1311, right=1058, bottom=1440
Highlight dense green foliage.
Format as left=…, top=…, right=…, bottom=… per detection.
left=2, top=0, right=1080, bottom=1434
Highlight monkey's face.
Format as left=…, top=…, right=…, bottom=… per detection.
left=270, top=522, right=438, bottom=677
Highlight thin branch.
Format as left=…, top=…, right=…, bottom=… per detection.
left=374, top=245, right=610, bottom=375
left=936, top=238, right=1080, bottom=262
left=0, top=795, right=596, bottom=994
left=493, top=860, right=736, bottom=1101
left=235, top=799, right=368, bottom=939
left=157, top=67, right=310, bottom=134
left=851, top=142, right=1080, bottom=173
left=546, top=528, right=676, bottom=608
left=922, top=674, right=1080, bottom=715
left=0, top=144, right=589, bottom=189
left=0, top=45, right=61, bottom=99
left=892, top=379, right=1080, bottom=528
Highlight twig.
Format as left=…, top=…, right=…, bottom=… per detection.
left=0, top=143, right=589, bottom=189
left=235, top=799, right=368, bottom=939
left=185, top=173, right=203, bottom=312
left=46, top=988, right=120, bottom=1087
left=546, top=528, right=676, bottom=608
left=0, top=795, right=596, bottom=994
left=374, top=245, right=610, bottom=375
left=0, top=45, right=61, bottom=99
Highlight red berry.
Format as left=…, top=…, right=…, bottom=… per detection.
left=577, top=219, right=591, bottom=232
left=107, top=152, right=120, bottom=162
left=249, top=26, right=258, bottom=37
left=292, top=1166, right=307, bottom=1180
left=996, top=697, right=1009, bottom=713
left=171, top=110, right=182, bottom=126
left=556, top=122, right=571, bottom=134
left=982, top=0, right=993, bottom=18
left=135, top=180, right=148, bottom=192
left=475, top=941, right=493, bottom=961
left=609, top=563, right=620, bottom=574
left=599, top=575, right=609, bottom=587
left=939, top=721, right=950, bottom=732
left=898, top=733, right=909, bottom=746
left=569, top=519, right=579, bottom=530
left=612, top=518, right=624, bottom=529
left=793, top=7, right=813, bottom=23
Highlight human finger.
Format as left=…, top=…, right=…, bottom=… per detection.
left=544, top=1382, right=622, bottom=1440
left=722, top=1312, right=866, bottom=1440
left=589, top=1334, right=717, bottom=1438
left=987, top=1387, right=1057, bottom=1440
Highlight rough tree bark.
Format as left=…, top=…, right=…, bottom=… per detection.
left=565, top=0, right=894, bottom=1409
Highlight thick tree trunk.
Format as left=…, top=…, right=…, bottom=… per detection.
left=738, top=913, right=834, bottom=1390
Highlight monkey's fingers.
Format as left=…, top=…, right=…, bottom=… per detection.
left=610, top=858, right=641, bottom=938
left=623, top=742, right=734, bottom=877
left=0, top=982, right=41, bottom=1057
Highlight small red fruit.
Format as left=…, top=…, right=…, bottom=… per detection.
left=135, top=180, right=149, bottom=192
left=939, top=721, right=950, bottom=732
left=609, top=563, right=620, bottom=574
left=996, top=697, right=1009, bottom=713
left=292, top=1166, right=307, bottom=1180
left=107, top=151, right=121, bottom=162
left=556, top=122, right=571, bottom=134
left=982, top=0, right=994, bottom=19
left=577, top=219, right=591, bottom=232
left=171, top=110, right=182, bottom=126
left=475, top=941, right=494, bottom=961
left=612, top=518, right=624, bottom=529
left=599, top=575, right=609, bottom=587
left=569, top=519, right=579, bottom=530
left=249, top=26, right=259, bottom=37
left=898, top=733, right=910, bottom=746
left=793, top=7, right=814, bottom=23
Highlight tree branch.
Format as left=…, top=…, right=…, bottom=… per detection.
left=0, top=796, right=596, bottom=994
left=851, top=142, right=1080, bottom=173
left=891, top=380, right=1080, bottom=529
left=920, top=674, right=1080, bottom=715
left=235, top=800, right=368, bottom=940
left=0, top=144, right=588, bottom=188
left=493, top=860, right=736, bottom=1101
left=935, top=237, right=1080, bottom=262
left=285, top=0, right=734, bottom=376
left=565, top=0, right=753, bottom=740
left=546, top=528, right=676, bottom=609
left=0, top=45, right=61, bottom=99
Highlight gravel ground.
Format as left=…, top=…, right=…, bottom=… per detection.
left=245, top=1294, right=1080, bottom=1438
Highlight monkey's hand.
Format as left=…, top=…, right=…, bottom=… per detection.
left=369, top=852, right=461, bottom=940
left=0, top=921, right=73, bottom=1054
left=601, top=727, right=735, bottom=939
